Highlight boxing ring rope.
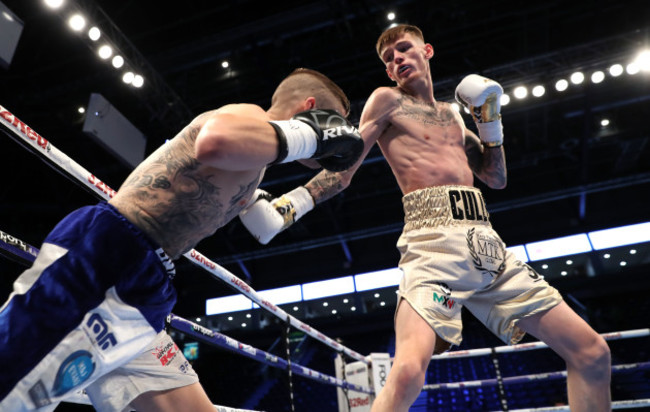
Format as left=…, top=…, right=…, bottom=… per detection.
left=3, top=104, right=649, bottom=410
left=0, top=104, right=366, bottom=365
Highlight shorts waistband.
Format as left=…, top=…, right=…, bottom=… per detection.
left=402, top=185, right=491, bottom=231
left=100, top=202, right=176, bottom=279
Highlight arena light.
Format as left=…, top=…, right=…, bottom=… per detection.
left=555, top=79, right=569, bottom=91
left=634, top=49, right=650, bottom=71
left=252, top=285, right=302, bottom=308
left=68, top=14, right=86, bottom=32
left=387, top=12, right=396, bottom=21
left=600, top=118, right=610, bottom=127
left=609, top=64, right=624, bottom=77
left=221, top=60, right=229, bottom=69
left=97, top=44, right=112, bottom=59
left=44, top=0, right=64, bottom=9
left=111, top=55, right=124, bottom=68
left=513, top=86, right=527, bottom=99
left=570, top=71, right=584, bottom=84
left=354, top=268, right=402, bottom=292
left=132, top=74, right=144, bottom=88
left=525, top=234, right=592, bottom=261
left=122, top=71, right=134, bottom=84
left=532, top=85, right=545, bottom=97
left=205, top=294, right=253, bottom=315
left=626, top=62, right=640, bottom=75
left=302, top=276, right=355, bottom=300
left=77, top=106, right=85, bottom=114
left=588, top=222, right=650, bottom=250
left=500, top=94, right=510, bottom=106
left=88, top=26, right=100, bottom=41
left=591, top=70, right=605, bottom=84
left=450, top=102, right=461, bottom=112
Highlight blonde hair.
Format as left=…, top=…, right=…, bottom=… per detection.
left=272, top=68, right=350, bottom=116
left=376, top=24, right=425, bottom=58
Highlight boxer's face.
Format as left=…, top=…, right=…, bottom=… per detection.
left=380, top=33, right=433, bottom=85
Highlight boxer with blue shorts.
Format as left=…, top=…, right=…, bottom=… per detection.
left=0, top=68, right=360, bottom=411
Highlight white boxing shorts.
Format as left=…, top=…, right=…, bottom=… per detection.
left=396, top=185, right=563, bottom=350
left=0, top=202, right=197, bottom=411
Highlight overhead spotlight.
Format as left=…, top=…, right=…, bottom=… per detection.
left=532, top=85, right=545, bottom=97
left=293, top=306, right=299, bottom=311
left=500, top=94, right=510, bottom=106
left=68, top=14, right=86, bottom=31
left=77, top=106, right=85, bottom=114
left=88, top=27, right=100, bottom=41
left=387, top=12, right=396, bottom=21
left=591, top=70, right=605, bottom=84
left=450, top=102, right=461, bottom=112
left=566, top=259, right=573, bottom=265
left=600, top=118, right=610, bottom=127
left=111, top=55, right=124, bottom=68
left=609, top=64, right=624, bottom=77
left=241, top=323, right=246, bottom=328
left=351, top=306, right=356, bottom=311
left=323, top=301, right=329, bottom=307
left=513, top=86, right=527, bottom=99
left=227, top=316, right=233, bottom=321
left=570, top=71, right=584, bottom=84
left=555, top=79, right=569, bottom=92
left=603, top=253, right=611, bottom=259
left=44, top=0, right=64, bottom=9
left=98, top=45, right=112, bottom=59
left=122, top=71, right=134, bottom=84
left=332, top=309, right=337, bottom=314
left=626, top=62, right=640, bottom=75
left=561, top=271, right=568, bottom=276
left=634, top=49, right=650, bottom=71
left=221, top=60, right=229, bottom=69
left=630, top=249, right=637, bottom=255
left=541, top=264, right=548, bottom=269
left=619, top=261, right=627, bottom=266
left=132, top=75, right=144, bottom=88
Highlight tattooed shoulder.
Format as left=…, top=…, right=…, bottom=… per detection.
left=394, top=94, right=456, bottom=127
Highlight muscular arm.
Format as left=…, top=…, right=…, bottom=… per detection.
left=304, top=88, right=394, bottom=204
left=194, top=104, right=279, bottom=171
left=464, top=129, right=507, bottom=189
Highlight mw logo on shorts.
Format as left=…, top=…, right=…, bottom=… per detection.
left=433, top=292, right=456, bottom=309
left=448, top=189, right=489, bottom=222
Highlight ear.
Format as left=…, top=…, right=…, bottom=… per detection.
left=301, top=97, right=316, bottom=111
left=424, top=43, right=434, bottom=60
left=386, top=67, right=396, bottom=82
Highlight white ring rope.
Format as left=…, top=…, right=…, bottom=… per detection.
left=496, top=398, right=650, bottom=411
left=429, top=328, right=650, bottom=361
left=0, top=104, right=367, bottom=364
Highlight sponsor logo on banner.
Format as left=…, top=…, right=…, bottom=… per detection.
left=152, top=340, right=179, bottom=366
left=191, top=324, right=214, bottom=338
left=52, top=350, right=96, bottom=396
left=87, top=174, right=116, bottom=198
left=190, top=250, right=216, bottom=270
left=349, top=396, right=370, bottom=408
left=0, top=106, right=51, bottom=151
left=85, top=313, right=117, bottom=351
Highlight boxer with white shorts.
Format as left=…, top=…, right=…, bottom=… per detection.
left=241, top=26, right=612, bottom=412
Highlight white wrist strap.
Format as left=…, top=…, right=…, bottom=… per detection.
left=476, top=119, right=503, bottom=147
left=269, top=120, right=318, bottom=163
left=282, top=186, right=314, bottom=221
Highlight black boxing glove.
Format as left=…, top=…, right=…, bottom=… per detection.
left=269, top=109, right=364, bottom=172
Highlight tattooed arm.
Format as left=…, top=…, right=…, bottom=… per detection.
left=464, top=127, right=507, bottom=189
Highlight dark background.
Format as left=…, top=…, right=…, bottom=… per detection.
left=1, top=1, right=649, bottom=410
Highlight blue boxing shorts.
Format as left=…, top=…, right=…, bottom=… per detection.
left=0, top=202, right=178, bottom=411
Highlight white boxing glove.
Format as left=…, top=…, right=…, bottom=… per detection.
left=455, top=74, right=504, bottom=147
left=239, top=187, right=315, bottom=245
